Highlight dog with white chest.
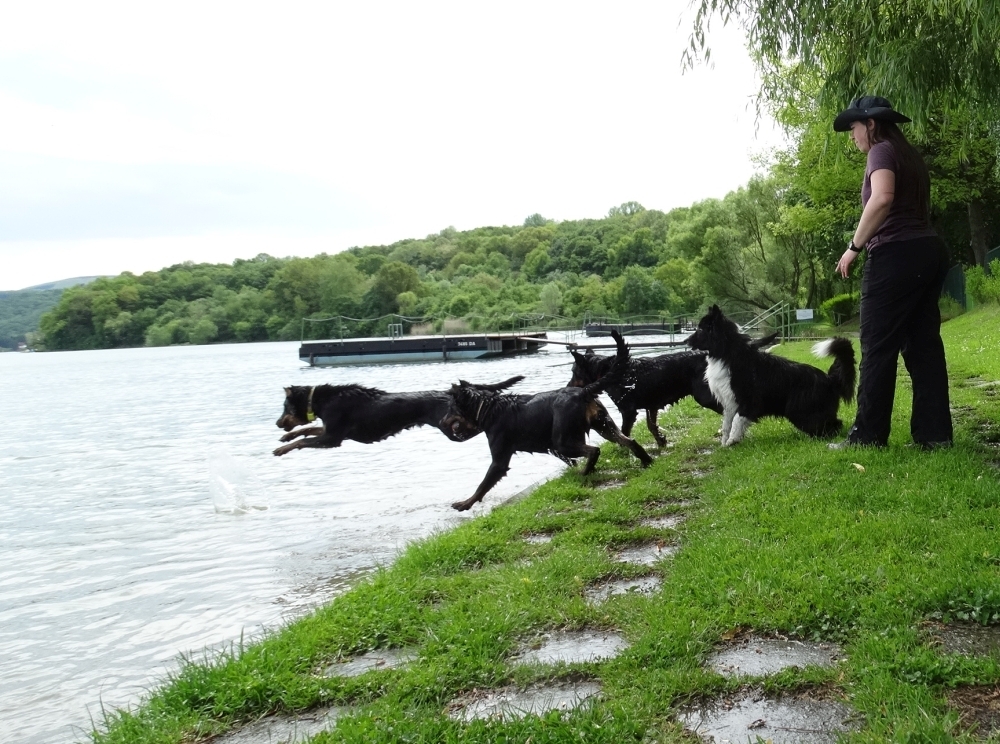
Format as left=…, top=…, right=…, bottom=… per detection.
left=688, top=305, right=857, bottom=446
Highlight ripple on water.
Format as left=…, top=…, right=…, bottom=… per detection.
left=0, top=339, right=608, bottom=743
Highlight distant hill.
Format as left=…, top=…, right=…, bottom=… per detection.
left=20, top=276, right=105, bottom=291
left=0, top=278, right=104, bottom=349
left=0, top=288, right=65, bottom=350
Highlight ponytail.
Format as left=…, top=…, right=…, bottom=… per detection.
left=869, top=120, right=931, bottom=221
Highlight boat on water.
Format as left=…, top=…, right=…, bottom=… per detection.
left=299, top=331, right=548, bottom=366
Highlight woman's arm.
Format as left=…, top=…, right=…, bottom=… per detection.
left=853, top=169, right=895, bottom=246
left=836, top=168, right=896, bottom=278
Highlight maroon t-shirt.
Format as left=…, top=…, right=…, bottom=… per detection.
left=862, top=140, right=936, bottom=250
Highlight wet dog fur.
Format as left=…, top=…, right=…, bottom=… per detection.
left=273, top=377, right=524, bottom=456
left=440, top=330, right=653, bottom=511
left=686, top=305, right=856, bottom=446
left=567, top=331, right=778, bottom=446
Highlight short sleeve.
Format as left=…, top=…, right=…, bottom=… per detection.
left=866, top=141, right=897, bottom=176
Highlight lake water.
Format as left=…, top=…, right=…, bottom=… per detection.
left=0, top=334, right=643, bottom=744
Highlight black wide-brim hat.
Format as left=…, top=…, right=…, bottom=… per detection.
left=833, top=96, right=912, bottom=131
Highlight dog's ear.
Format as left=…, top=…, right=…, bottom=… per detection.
left=584, top=348, right=595, bottom=357
left=570, top=349, right=587, bottom=364
left=284, top=387, right=292, bottom=396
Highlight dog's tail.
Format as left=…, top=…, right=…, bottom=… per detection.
left=750, top=331, right=779, bottom=350
left=467, top=375, right=524, bottom=393
left=812, top=337, right=857, bottom=403
left=583, top=329, right=629, bottom=397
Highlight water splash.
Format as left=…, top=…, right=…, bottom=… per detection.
left=208, top=453, right=269, bottom=514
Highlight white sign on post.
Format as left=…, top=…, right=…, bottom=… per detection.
left=795, top=309, right=814, bottom=321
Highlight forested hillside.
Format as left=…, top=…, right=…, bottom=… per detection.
left=36, top=100, right=1000, bottom=351
left=0, top=289, right=63, bottom=350
left=36, top=191, right=855, bottom=351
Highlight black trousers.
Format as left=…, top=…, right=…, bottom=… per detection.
left=848, top=235, right=953, bottom=446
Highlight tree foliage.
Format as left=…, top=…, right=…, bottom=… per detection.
left=27, top=209, right=714, bottom=349
left=688, top=0, right=1000, bottom=131
left=0, top=289, right=63, bottom=350
left=32, top=113, right=998, bottom=352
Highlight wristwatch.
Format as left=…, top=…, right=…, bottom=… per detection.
left=847, top=241, right=860, bottom=252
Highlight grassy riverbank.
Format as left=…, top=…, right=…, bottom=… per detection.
left=94, top=306, right=1000, bottom=744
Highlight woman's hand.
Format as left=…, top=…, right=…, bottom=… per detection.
left=836, top=247, right=859, bottom=279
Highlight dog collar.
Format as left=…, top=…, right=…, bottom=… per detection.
left=475, top=398, right=485, bottom=424
left=306, top=386, right=316, bottom=422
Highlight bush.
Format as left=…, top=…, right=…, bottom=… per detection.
left=448, top=295, right=472, bottom=316
left=966, top=260, right=1000, bottom=304
left=145, top=320, right=180, bottom=347
left=938, top=295, right=965, bottom=321
left=189, top=318, right=219, bottom=345
left=819, top=292, right=860, bottom=324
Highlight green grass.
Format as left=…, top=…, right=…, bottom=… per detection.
left=92, top=306, right=1000, bottom=743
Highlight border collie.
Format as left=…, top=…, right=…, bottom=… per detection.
left=686, top=305, right=856, bottom=446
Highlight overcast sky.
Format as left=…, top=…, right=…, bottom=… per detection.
left=0, top=0, right=783, bottom=291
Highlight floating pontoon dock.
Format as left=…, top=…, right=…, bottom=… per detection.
left=299, top=332, right=548, bottom=366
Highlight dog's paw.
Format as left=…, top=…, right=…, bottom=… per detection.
left=451, top=500, right=472, bottom=511
left=273, top=445, right=292, bottom=456
left=279, top=432, right=298, bottom=443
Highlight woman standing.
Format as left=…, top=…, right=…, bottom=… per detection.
left=831, top=96, right=953, bottom=449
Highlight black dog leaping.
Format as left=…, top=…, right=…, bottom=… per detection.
left=273, top=377, right=524, bottom=456
left=567, top=331, right=779, bottom=446
left=441, top=330, right=653, bottom=511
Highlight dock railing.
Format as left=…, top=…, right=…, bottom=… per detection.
left=739, top=301, right=791, bottom=338
left=300, top=312, right=587, bottom=342
left=298, top=306, right=828, bottom=344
